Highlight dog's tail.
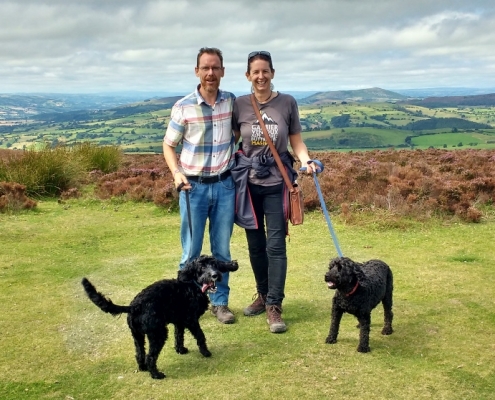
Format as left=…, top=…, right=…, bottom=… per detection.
left=81, top=278, right=131, bottom=316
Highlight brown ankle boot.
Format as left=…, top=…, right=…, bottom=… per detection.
left=266, top=305, right=286, bottom=333
left=211, top=305, right=235, bottom=324
left=243, top=293, right=267, bottom=316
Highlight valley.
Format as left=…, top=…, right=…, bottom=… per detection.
left=1, top=89, right=495, bottom=152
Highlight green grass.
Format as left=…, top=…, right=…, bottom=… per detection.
left=411, top=131, right=495, bottom=147
left=301, top=127, right=411, bottom=151
left=411, top=132, right=484, bottom=146
left=1, top=201, right=495, bottom=399
left=0, top=143, right=123, bottom=197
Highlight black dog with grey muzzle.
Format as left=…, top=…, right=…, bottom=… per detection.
left=324, top=257, right=393, bottom=352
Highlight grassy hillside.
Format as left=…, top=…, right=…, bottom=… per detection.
left=1, top=199, right=494, bottom=399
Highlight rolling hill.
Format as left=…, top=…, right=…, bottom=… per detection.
left=400, top=93, right=495, bottom=108
left=298, top=87, right=409, bottom=105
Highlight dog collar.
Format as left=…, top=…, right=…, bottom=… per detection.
left=346, top=281, right=359, bottom=297
left=191, top=281, right=202, bottom=290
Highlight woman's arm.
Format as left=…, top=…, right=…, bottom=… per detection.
left=289, top=133, right=316, bottom=173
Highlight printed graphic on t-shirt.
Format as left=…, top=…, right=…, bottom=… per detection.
left=251, top=112, right=278, bottom=146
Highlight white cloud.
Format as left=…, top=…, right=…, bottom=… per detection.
left=1, top=0, right=495, bottom=93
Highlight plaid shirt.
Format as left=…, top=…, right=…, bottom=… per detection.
left=164, top=86, right=236, bottom=176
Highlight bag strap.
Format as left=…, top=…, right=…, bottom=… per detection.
left=250, top=94, right=295, bottom=192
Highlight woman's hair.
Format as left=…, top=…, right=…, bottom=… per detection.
left=247, top=52, right=274, bottom=73
left=197, top=47, right=223, bottom=68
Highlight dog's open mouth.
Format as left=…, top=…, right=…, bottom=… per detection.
left=201, top=282, right=217, bottom=293
left=327, top=281, right=336, bottom=289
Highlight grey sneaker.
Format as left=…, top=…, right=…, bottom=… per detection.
left=243, top=293, right=267, bottom=316
left=266, top=305, right=287, bottom=333
left=211, top=305, right=235, bottom=324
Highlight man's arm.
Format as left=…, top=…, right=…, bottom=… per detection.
left=163, top=142, right=191, bottom=190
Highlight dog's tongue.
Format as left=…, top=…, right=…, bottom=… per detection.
left=201, top=283, right=210, bottom=293
left=327, top=282, right=336, bottom=289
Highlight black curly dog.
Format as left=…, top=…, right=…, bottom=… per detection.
left=81, top=255, right=239, bottom=379
left=324, top=257, right=393, bottom=352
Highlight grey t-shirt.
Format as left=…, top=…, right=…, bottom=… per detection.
left=232, top=92, right=302, bottom=185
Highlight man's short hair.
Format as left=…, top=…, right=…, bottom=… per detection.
left=197, top=47, right=223, bottom=68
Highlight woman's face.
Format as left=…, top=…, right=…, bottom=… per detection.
left=246, top=58, right=275, bottom=92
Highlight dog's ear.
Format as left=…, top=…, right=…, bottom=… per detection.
left=195, top=254, right=213, bottom=265
left=178, top=258, right=200, bottom=282
left=352, top=263, right=366, bottom=284
left=215, top=259, right=239, bottom=273
left=329, top=257, right=342, bottom=271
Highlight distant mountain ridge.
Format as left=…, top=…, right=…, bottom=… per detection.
left=0, top=93, right=174, bottom=120
left=298, top=87, right=409, bottom=104
left=297, top=87, right=495, bottom=107
left=400, top=93, right=495, bottom=108
left=3, top=88, right=495, bottom=122
left=394, top=87, right=495, bottom=97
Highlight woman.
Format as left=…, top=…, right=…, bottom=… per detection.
left=232, top=51, right=317, bottom=333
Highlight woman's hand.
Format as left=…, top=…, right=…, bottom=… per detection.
left=299, top=159, right=323, bottom=175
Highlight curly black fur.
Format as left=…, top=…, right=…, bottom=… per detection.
left=324, top=256, right=393, bottom=353
left=81, top=255, right=239, bottom=379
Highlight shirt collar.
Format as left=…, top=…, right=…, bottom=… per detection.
left=195, top=84, right=223, bottom=106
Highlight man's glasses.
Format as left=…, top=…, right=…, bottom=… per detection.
left=248, top=51, right=271, bottom=60
left=198, top=66, right=223, bottom=72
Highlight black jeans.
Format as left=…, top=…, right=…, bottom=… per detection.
left=245, top=182, right=287, bottom=306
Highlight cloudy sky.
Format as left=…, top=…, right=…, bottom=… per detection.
left=2, top=0, right=495, bottom=95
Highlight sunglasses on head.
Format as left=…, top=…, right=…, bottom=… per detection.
left=248, top=51, right=271, bottom=60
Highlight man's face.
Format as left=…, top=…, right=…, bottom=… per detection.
left=195, top=53, right=224, bottom=95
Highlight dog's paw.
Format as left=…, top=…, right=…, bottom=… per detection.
left=200, top=348, right=212, bottom=357
left=176, top=346, right=189, bottom=355
left=357, top=345, right=371, bottom=353
left=381, top=327, right=393, bottom=335
left=151, top=371, right=166, bottom=379
left=325, top=336, right=337, bottom=344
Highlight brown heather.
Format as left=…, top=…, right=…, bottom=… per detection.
left=0, top=150, right=37, bottom=212
left=95, top=153, right=177, bottom=207
left=303, top=148, right=494, bottom=223
left=0, top=181, right=37, bottom=212
left=107, top=149, right=494, bottom=222
left=2, top=149, right=495, bottom=221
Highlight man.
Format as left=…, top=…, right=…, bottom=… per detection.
left=163, top=47, right=236, bottom=324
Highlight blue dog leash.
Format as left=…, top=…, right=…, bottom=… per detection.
left=300, top=160, right=344, bottom=257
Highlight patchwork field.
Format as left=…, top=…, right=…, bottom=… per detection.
left=2, top=99, right=495, bottom=152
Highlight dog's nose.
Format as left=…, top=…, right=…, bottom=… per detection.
left=211, top=272, right=219, bottom=280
